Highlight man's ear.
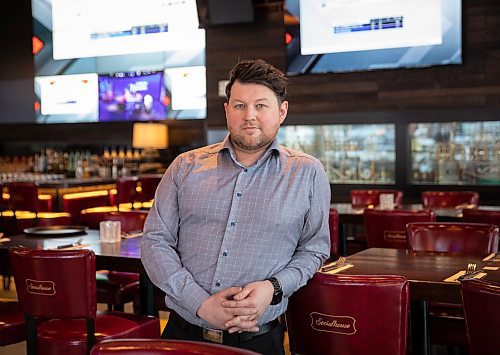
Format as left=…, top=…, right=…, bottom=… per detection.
left=279, top=101, right=288, bottom=124
left=224, top=102, right=229, bottom=121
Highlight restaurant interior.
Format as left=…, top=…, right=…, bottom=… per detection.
left=0, top=0, right=499, bottom=354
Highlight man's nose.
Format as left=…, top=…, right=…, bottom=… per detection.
left=243, top=106, right=257, bottom=120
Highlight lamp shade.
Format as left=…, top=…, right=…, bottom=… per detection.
left=132, top=123, right=168, bottom=149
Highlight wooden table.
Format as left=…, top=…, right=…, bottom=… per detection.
left=0, top=230, right=157, bottom=316
left=331, top=248, right=500, bottom=355
left=331, top=203, right=500, bottom=255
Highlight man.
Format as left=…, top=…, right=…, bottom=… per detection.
left=141, top=59, right=330, bottom=354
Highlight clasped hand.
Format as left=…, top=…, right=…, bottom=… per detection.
left=197, top=280, right=274, bottom=333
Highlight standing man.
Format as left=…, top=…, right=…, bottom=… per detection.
left=141, top=59, right=330, bottom=354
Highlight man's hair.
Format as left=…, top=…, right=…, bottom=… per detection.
left=225, top=59, right=288, bottom=104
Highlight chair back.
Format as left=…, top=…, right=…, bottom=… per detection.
left=364, top=209, right=435, bottom=249
left=9, top=247, right=97, bottom=319
left=137, top=175, right=162, bottom=202
left=462, top=208, right=500, bottom=228
left=90, top=339, right=260, bottom=354
left=350, top=189, right=403, bottom=208
left=406, top=222, right=499, bottom=255
left=6, top=182, right=39, bottom=212
left=329, top=208, right=339, bottom=258
left=103, top=211, right=148, bottom=232
left=421, top=191, right=479, bottom=209
left=286, top=274, right=409, bottom=355
left=461, top=279, right=500, bottom=355
left=115, top=177, right=139, bottom=207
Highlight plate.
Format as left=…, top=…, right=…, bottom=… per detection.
left=23, top=225, right=88, bottom=237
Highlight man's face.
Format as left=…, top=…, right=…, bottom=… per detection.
left=224, top=81, right=288, bottom=153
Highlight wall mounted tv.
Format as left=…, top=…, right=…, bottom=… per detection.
left=285, top=0, right=462, bottom=75
left=32, top=0, right=206, bottom=124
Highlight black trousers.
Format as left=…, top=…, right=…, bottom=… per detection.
left=162, top=314, right=285, bottom=355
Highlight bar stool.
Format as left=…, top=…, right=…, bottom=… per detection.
left=137, top=174, right=162, bottom=203
left=112, top=176, right=139, bottom=210
left=62, top=190, right=111, bottom=224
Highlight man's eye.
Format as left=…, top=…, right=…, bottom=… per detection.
left=235, top=104, right=245, bottom=109
left=256, top=104, right=266, bottom=109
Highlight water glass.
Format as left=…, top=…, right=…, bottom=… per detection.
left=100, top=221, right=121, bottom=243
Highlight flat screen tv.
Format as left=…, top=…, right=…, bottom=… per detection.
left=285, top=0, right=462, bottom=75
left=32, top=0, right=206, bottom=124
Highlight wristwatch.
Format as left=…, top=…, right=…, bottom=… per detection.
left=268, top=277, right=283, bottom=305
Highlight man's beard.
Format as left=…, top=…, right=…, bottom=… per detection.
left=231, top=131, right=273, bottom=152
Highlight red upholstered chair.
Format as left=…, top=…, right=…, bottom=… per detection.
left=328, top=208, right=339, bottom=260
left=462, top=208, right=500, bottom=227
left=421, top=191, right=479, bottom=209
left=364, top=209, right=435, bottom=249
left=90, top=339, right=260, bottom=354
left=406, top=222, right=499, bottom=349
left=0, top=300, right=25, bottom=346
left=460, top=279, right=500, bottom=355
left=350, top=189, right=403, bottom=208
left=406, top=222, right=499, bottom=255
left=9, top=247, right=160, bottom=355
left=137, top=174, right=162, bottom=203
left=113, top=176, right=139, bottom=210
left=286, top=274, right=409, bottom=355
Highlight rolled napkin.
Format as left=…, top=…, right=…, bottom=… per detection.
left=444, top=270, right=487, bottom=283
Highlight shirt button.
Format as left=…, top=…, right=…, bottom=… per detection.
left=222, top=251, right=228, bottom=257
left=230, top=221, right=235, bottom=226
left=244, top=168, right=248, bottom=172
left=236, top=192, right=242, bottom=197
left=215, top=281, right=221, bottom=287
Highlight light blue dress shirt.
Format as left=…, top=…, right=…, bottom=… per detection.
left=141, top=136, right=331, bottom=328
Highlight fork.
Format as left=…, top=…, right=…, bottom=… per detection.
left=321, top=256, right=347, bottom=272
left=458, top=263, right=477, bottom=281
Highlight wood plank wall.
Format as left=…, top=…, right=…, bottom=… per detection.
left=206, top=0, right=500, bottom=127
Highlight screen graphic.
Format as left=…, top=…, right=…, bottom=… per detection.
left=285, top=0, right=462, bottom=75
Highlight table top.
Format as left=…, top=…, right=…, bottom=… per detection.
left=0, top=229, right=144, bottom=273
left=330, top=203, right=500, bottom=221
left=331, top=248, right=500, bottom=303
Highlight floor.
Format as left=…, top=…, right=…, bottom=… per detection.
left=0, top=276, right=291, bottom=355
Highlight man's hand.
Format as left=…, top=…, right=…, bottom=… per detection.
left=196, top=287, right=258, bottom=330
left=221, top=280, right=274, bottom=333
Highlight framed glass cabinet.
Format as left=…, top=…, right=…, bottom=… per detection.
left=278, top=124, right=396, bottom=184
left=409, top=121, right=500, bottom=185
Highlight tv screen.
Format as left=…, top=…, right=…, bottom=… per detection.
left=285, top=0, right=462, bottom=75
left=32, top=0, right=206, bottom=124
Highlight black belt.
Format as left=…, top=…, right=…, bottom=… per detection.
left=169, top=311, right=280, bottom=345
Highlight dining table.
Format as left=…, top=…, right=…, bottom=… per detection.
left=322, top=247, right=500, bottom=355
left=0, top=228, right=157, bottom=316
left=330, top=203, right=500, bottom=255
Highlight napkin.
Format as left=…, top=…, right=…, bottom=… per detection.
left=444, top=270, right=487, bottom=283
left=321, top=264, right=354, bottom=275
left=483, top=253, right=500, bottom=262
left=121, top=232, right=143, bottom=239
